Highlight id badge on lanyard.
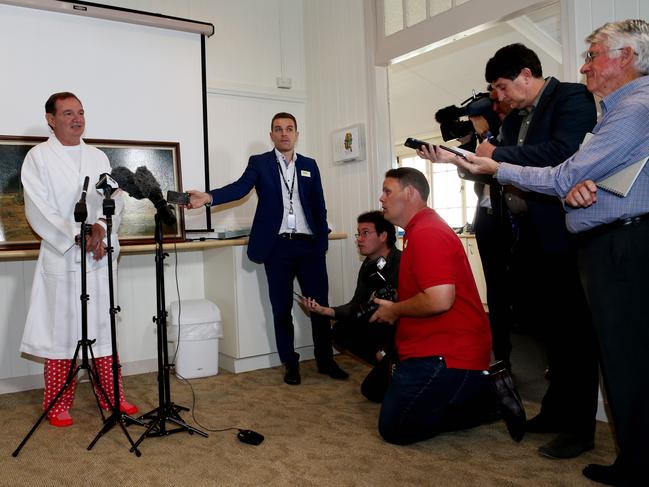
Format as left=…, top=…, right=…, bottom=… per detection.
left=277, top=154, right=297, bottom=231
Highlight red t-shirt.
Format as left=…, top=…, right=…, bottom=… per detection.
left=395, top=208, right=491, bottom=370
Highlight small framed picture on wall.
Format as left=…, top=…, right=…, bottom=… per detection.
left=332, top=124, right=365, bottom=163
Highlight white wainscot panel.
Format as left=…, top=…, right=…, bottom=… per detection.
left=203, top=239, right=345, bottom=374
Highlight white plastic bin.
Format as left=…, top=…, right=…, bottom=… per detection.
left=168, top=299, right=223, bottom=379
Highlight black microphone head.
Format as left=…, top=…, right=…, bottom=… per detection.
left=95, top=173, right=119, bottom=196
left=111, top=166, right=146, bottom=200
left=133, top=166, right=176, bottom=226
left=133, top=166, right=162, bottom=199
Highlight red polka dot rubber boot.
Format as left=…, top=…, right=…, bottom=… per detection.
left=93, top=356, right=138, bottom=415
left=43, top=359, right=76, bottom=427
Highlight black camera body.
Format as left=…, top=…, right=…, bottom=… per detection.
left=354, top=256, right=397, bottom=321
left=435, top=91, right=494, bottom=142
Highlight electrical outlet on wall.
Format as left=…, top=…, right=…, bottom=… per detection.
left=276, top=77, right=292, bottom=89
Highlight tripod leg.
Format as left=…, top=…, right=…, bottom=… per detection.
left=12, top=361, right=82, bottom=457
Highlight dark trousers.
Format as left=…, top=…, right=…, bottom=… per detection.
left=514, top=219, right=599, bottom=439
left=264, top=238, right=332, bottom=368
left=378, top=356, right=495, bottom=445
left=474, top=205, right=516, bottom=364
left=332, top=319, right=393, bottom=365
left=577, top=218, right=649, bottom=484
left=333, top=319, right=394, bottom=402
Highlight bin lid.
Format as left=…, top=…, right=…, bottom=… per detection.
left=168, top=322, right=223, bottom=340
left=169, top=299, right=221, bottom=326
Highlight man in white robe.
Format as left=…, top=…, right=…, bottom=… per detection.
left=21, top=92, right=137, bottom=427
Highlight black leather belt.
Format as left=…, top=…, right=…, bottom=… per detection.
left=279, top=232, right=313, bottom=241
left=577, top=213, right=649, bottom=241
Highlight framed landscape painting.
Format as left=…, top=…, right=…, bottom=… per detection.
left=0, top=136, right=185, bottom=250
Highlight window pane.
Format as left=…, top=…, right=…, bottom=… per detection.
left=465, top=182, right=478, bottom=220
left=432, top=165, right=461, bottom=209
left=436, top=207, right=463, bottom=228
left=400, top=155, right=427, bottom=174
left=405, top=0, right=426, bottom=27
left=429, top=0, right=452, bottom=16
left=384, top=0, right=404, bottom=36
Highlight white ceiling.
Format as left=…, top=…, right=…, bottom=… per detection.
left=389, top=1, right=562, bottom=153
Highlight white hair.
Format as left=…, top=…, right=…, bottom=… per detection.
left=586, top=19, right=649, bottom=75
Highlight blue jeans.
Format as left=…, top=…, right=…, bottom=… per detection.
left=379, top=356, right=494, bottom=445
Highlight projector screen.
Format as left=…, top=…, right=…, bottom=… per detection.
left=0, top=2, right=208, bottom=230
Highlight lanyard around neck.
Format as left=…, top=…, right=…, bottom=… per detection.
left=276, top=156, right=296, bottom=203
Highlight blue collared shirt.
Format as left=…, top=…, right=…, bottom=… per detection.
left=496, top=75, right=649, bottom=233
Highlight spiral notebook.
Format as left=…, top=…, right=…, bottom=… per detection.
left=596, top=156, right=648, bottom=197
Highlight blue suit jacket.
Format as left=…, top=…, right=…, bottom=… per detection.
left=210, top=150, right=329, bottom=263
left=492, top=77, right=597, bottom=253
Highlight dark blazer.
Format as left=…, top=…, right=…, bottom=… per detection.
left=492, top=77, right=597, bottom=253
left=210, top=150, right=329, bottom=263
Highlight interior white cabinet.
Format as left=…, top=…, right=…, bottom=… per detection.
left=202, top=239, right=345, bottom=373
left=458, top=235, right=487, bottom=309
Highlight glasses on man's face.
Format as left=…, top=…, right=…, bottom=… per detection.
left=583, top=48, right=625, bottom=63
left=355, top=230, right=376, bottom=239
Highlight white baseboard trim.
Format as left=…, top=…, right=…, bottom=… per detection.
left=0, top=358, right=160, bottom=395
left=219, top=346, right=316, bottom=374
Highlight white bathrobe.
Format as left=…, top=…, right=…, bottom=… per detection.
left=20, top=136, right=124, bottom=359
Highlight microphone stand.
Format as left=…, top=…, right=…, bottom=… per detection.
left=13, top=177, right=117, bottom=456
left=132, top=209, right=207, bottom=451
left=87, top=190, right=144, bottom=455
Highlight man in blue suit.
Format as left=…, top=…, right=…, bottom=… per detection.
left=188, top=113, right=347, bottom=385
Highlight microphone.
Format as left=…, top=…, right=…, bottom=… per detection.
left=110, top=166, right=145, bottom=199
left=96, top=173, right=119, bottom=197
left=133, top=166, right=176, bottom=226
left=109, top=166, right=176, bottom=226
left=74, top=175, right=90, bottom=222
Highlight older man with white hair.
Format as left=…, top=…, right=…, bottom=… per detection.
left=422, top=19, right=649, bottom=486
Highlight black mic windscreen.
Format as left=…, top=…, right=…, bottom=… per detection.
left=133, top=166, right=162, bottom=199
left=133, top=166, right=176, bottom=226
left=110, top=166, right=146, bottom=200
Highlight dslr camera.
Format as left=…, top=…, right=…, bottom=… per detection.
left=354, top=256, right=397, bottom=321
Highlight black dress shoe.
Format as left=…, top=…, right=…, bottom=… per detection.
left=489, top=361, right=526, bottom=442
left=318, top=361, right=349, bottom=380
left=582, top=463, right=619, bottom=485
left=284, top=364, right=301, bottom=385
left=525, top=413, right=563, bottom=433
left=538, top=433, right=594, bottom=459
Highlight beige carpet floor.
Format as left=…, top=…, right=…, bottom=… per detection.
left=0, top=355, right=616, bottom=486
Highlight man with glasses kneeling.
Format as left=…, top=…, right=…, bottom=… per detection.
left=301, top=211, right=400, bottom=402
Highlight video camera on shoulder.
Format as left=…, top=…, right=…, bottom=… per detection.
left=354, top=256, right=397, bottom=321
left=435, top=90, right=495, bottom=146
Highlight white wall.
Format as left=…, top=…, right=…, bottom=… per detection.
left=561, top=0, right=649, bottom=82
left=0, top=0, right=374, bottom=392
left=302, top=0, right=393, bottom=302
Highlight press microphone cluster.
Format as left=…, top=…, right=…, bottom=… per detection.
left=97, top=166, right=176, bottom=226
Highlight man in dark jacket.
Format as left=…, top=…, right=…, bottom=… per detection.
left=475, top=44, right=599, bottom=459
left=302, top=211, right=400, bottom=402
